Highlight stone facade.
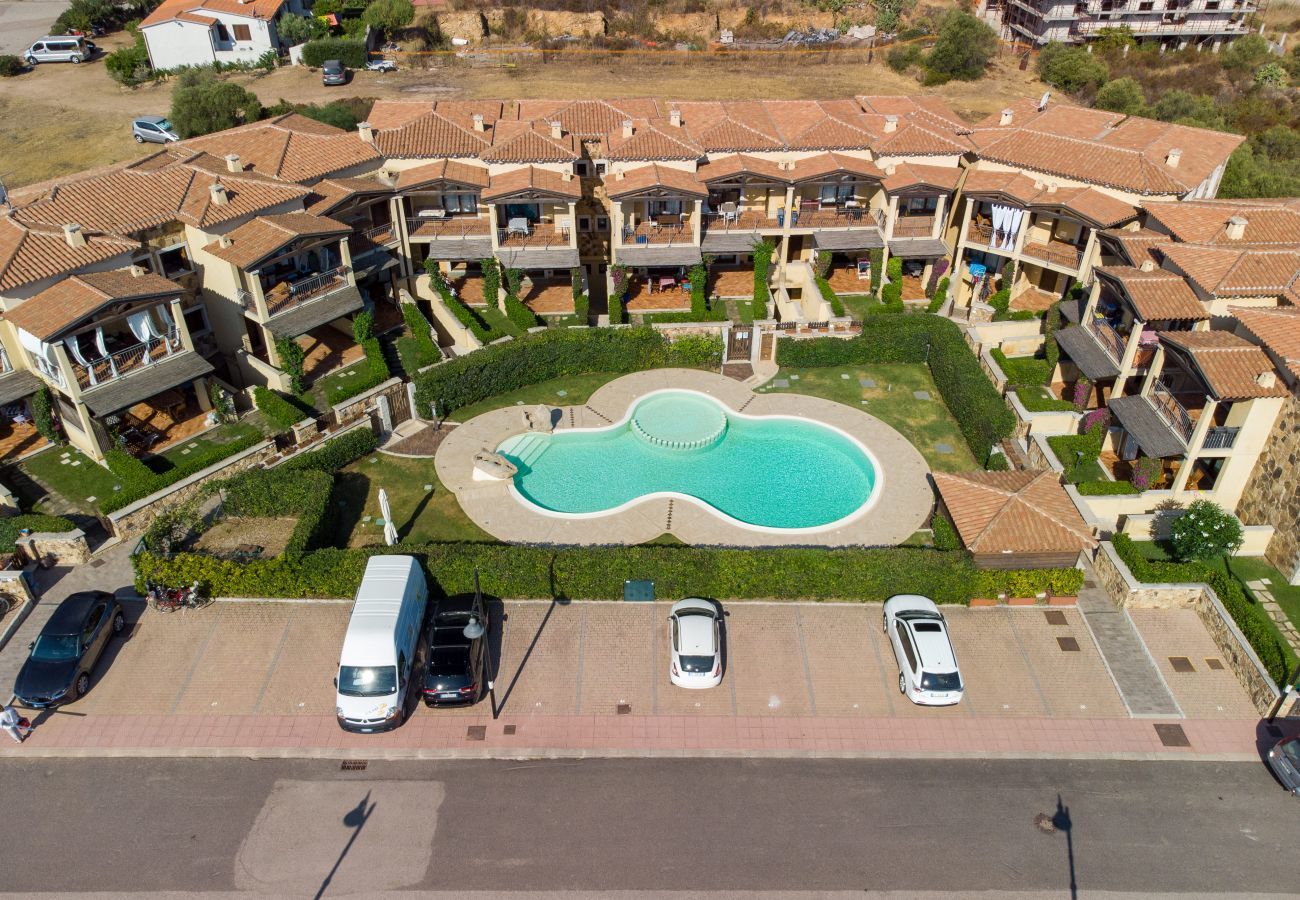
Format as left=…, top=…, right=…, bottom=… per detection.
left=1237, top=391, right=1300, bottom=585
left=15, top=529, right=90, bottom=567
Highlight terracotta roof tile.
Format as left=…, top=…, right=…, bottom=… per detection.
left=303, top=176, right=393, bottom=216
left=1160, top=244, right=1300, bottom=298
left=203, top=212, right=349, bottom=268
left=1043, top=187, right=1136, bottom=228
left=606, top=164, right=707, bottom=199
left=697, top=154, right=791, bottom=184
left=1099, top=227, right=1168, bottom=266
left=4, top=269, right=183, bottom=340
left=0, top=215, right=137, bottom=292
left=1143, top=199, right=1300, bottom=247
left=690, top=118, right=782, bottom=153
left=1160, top=330, right=1288, bottom=399
left=960, top=169, right=1043, bottom=205
left=481, top=166, right=581, bottom=202
left=373, top=111, right=489, bottom=160
left=479, top=124, right=578, bottom=164
left=181, top=114, right=380, bottom=183
left=1231, top=306, right=1300, bottom=382
left=517, top=99, right=656, bottom=137
left=789, top=153, right=884, bottom=183
left=141, top=0, right=286, bottom=28
left=1095, top=267, right=1208, bottom=321
left=880, top=162, right=962, bottom=194
left=933, top=470, right=1096, bottom=555
left=392, top=160, right=489, bottom=191
left=605, top=122, right=702, bottom=160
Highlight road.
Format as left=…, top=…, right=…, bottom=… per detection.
left=0, top=0, right=68, bottom=55
left=0, top=757, right=1293, bottom=896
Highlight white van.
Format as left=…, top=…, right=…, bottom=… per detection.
left=335, top=555, right=429, bottom=733
left=25, top=35, right=93, bottom=65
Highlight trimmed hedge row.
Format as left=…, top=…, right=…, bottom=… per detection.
left=776, top=314, right=1015, bottom=463
left=279, top=427, right=378, bottom=473
left=301, top=38, right=366, bottom=67
left=223, top=468, right=333, bottom=557
left=398, top=301, right=440, bottom=371
left=100, top=432, right=265, bottom=514
left=413, top=327, right=721, bottom=416
left=134, top=542, right=1083, bottom=603
left=255, top=386, right=306, bottom=432
left=1112, top=534, right=1290, bottom=684
left=0, top=514, right=77, bottom=553
left=815, top=275, right=846, bottom=317
left=320, top=338, right=389, bottom=406
left=1076, top=480, right=1138, bottom=495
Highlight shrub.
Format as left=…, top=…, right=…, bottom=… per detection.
left=1075, top=480, right=1138, bottom=495
left=322, top=339, right=389, bottom=405
left=105, top=32, right=151, bottom=86
left=1094, top=77, right=1146, bottom=114
left=1044, top=302, right=1061, bottom=373
left=813, top=250, right=833, bottom=279
left=100, top=432, right=264, bottom=514
left=504, top=267, right=524, bottom=300
left=608, top=293, right=624, bottom=325
left=361, top=0, right=415, bottom=31
left=816, top=276, right=845, bottom=317
left=426, top=263, right=494, bottom=343
left=352, top=310, right=374, bottom=343
left=279, top=427, right=378, bottom=473
left=222, top=468, right=333, bottom=557
left=571, top=268, right=589, bottom=321
left=925, top=11, right=997, bottom=82
left=985, top=451, right=1010, bottom=472
left=1132, top=455, right=1162, bottom=491
left=777, top=315, right=1015, bottom=463
left=931, top=513, right=959, bottom=550
left=666, top=334, right=723, bottom=369
left=868, top=248, right=884, bottom=297
left=301, top=37, right=367, bottom=68
left=400, top=302, right=439, bottom=369
left=987, top=287, right=1011, bottom=317
left=0, top=514, right=77, bottom=553
left=254, top=386, right=306, bottom=432
left=1113, top=534, right=1289, bottom=684
left=31, top=387, right=59, bottom=444
left=881, top=256, right=904, bottom=311
left=887, top=43, right=923, bottom=73
left=169, top=74, right=262, bottom=138
left=1221, top=34, right=1270, bottom=71
left=0, top=55, right=23, bottom=77
left=482, top=256, right=501, bottom=304
left=504, top=293, right=542, bottom=331
left=1254, top=62, right=1289, bottom=89
left=926, top=276, right=949, bottom=314
left=752, top=239, right=775, bottom=321
left=1169, top=499, right=1244, bottom=562
left=274, top=337, right=306, bottom=393
left=689, top=262, right=709, bottom=319
left=277, top=12, right=328, bottom=46
left=1037, top=42, right=1109, bottom=93
left=991, top=349, right=1051, bottom=385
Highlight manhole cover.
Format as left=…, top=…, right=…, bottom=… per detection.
left=1205, top=657, right=1224, bottom=671
left=1169, top=656, right=1195, bottom=673
left=466, top=725, right=487, bottom=741
left=1044, top=610, right=1068, bottom=626
left=617, top=703, right=632, bottom=715
left=88, top=559, right=106, bottom=568
left=340, top=760, right=367, bottom=771
left=503, top=724, right=517, bottom=735
left=1057, top=637, right=1080, bottom=652
left=1154, top=723, right=1191, bottom=748
left=1033, top=813, right=1057, bottom=834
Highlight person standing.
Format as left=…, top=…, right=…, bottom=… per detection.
left=1, top=704, right=30, bottom=744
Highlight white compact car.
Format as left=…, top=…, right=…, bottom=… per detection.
left=668, top=598, right=722, bottom=689
left=883, top=594, right=964, bottom=706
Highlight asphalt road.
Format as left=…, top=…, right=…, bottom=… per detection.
left=0, top=757, right=1293, bottom=896
left=0, top=0, right=69, bottom=55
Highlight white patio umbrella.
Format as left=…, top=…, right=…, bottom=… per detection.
left=378, top=488, right=398, bottom=546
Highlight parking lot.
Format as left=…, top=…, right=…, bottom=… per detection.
left=49, top=598, right=1255, bottom=726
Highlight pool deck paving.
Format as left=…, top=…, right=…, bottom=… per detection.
left=2, top=598, right=1279, bottom=762
left=435, top=369, right=933, bottom=547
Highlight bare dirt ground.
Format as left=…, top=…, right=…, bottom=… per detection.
left=192, top=517, right=296, bottom=558
left=0, top=37, right=1047, bottom=188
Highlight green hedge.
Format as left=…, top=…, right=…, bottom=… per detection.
left=222, top=468, right=333, bottom=557
left=931, top=513, right=959, bottom=551
left=399, top=301, right=439, bottom=370
left=1076, top=480, right=1138, bottom=495
left=320, top=338, right=389, bottom=406
left=0, top=514, right=77, bottom=553
left=1009, top=386, right=1075, bottom=413
left=254, top=386, right=307, bottom=432
left=752, top=239, right=775, bottom=321
left=815, top=275, right=846, bottom=317
left=881, top=257, right=904, bottom=311
left=1112, top=534, right=1290, bottom=685
left=301, top=37, right=366, bottom=67
left=776, top=315, right=1014, bottom=464
left=572, top=269, right=589, bottom=321
left=504, top=293, right=542, bottom=331
left=278, top=427, right=377, bottom=473
left=101, top=432, right=265, bottom=514
left=868, top=248, right=884, bottom=297
left=134, top=542, right=1082, bottom=603
left=414, top=327, right=720, bottom=416
left=926, top=276, right=949, bottom=314
left=991, top=348, right=1052, bottom=385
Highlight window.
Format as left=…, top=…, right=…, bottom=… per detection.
left=215, top=23, right=230, bottom=42
left=232, top=23, right=252, bottom=41
left=442, top=193, right=477, bottom=214
left=157, top=244, right=192, bottom=277
left=596, top=216, right=609, bottom=232
left=82, top=604, right=106, bottom=643
left=574, top=160, right=590, bottom=176
left=905, top=196, right=938, bottom=214
left=578, top=216, right=591, bottom=232
left=337, top=666, right=396, bottom=697
left=183, top=305, right=210, bottom=337
left=895, top=622, right=918, bottom=671
left=595, top=162, right=608, bottom=175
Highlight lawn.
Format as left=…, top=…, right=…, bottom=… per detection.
left=448, top=373, right=621, bottom=423
left=838, top=294, right=883, bottom=320
left=298, top=365, right=383, bottom=413
left=1010, top=384, right=1075, bottom=413
left=332, top=453, right=490, bottom=546
left=760, top=364, right=978, bottom=472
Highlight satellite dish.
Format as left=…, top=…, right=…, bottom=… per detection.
left=463, top=616, right=485, bottom=640
left=1038, top=92, right=1051, bottom=112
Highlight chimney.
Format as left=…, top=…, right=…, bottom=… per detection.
left=1140, top=259, right=1155, bottom=272
left=218, top=235, right=232, bottom=248
left=550, top=120, right=563, bottom=140
left=356, top=122, right=374, bottom=144
left=210, top=182, right=228, bottom=206
left=1257, top=370, right=1277, bottom=389
left=224, top=153, right=241, bottom=174
left=883, top=115, right=898, bottom=133
left=62, top=223, right=86, bottom=249
left=562, top=170, right=572, bottom=182
left=884, top=164, right=896, bottom=177
left=1165, top=147, right=1182, bottom=168
left=472, top=113, right=485, bottom=132
left=128, top=264, right=146, bottom=277
left=622, top=119, right=634, bottom=139
left=1225, top=215, right=1247, bottom=240
left=999, top=108, right=1014, bottom=126
left=1046, top=182, right=1058, bottom=193
left=669, top=106, right=681, bottom=128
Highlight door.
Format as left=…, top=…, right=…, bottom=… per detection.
left=894, top=621, right=918, bottom=682
left=383, top=383, right=412, bottom=426
left=727, top=327, right=751, bottom=361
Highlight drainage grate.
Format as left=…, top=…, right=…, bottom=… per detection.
left=1056, top=636, right=1080, bottom=652
left=1154, top=723, right=1191, bottom=748
left=1169, top=656, right=1195, bottom=673
left=1044, top=610, right=1068, bottom=626
left=340, top=760, right=367, bottom=771
left=88, top=558, right=106, bottom=568
left=1205, top=657, right=1224, bottom=671
left=617, top=703, right=632, bottom=715
left=503, top=724, right=517, bottom=735
left=466, top=725, right=487, bottom=741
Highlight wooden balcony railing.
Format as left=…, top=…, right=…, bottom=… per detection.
left=1021, top=239, right=1084, bottom=270
left=1151, top=379, right=1195, bottom=444
left=71, top=328, right=182, bottom=391
left=1086, top=315, right=1126, bottom=364
left=892, top=215, right=936, bottom=238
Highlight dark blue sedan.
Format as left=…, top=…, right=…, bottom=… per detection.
left=13, top=591, right=124, bottom=708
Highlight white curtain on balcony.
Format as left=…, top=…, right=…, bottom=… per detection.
left=16, top=327, right=57, bottom=365
left=991, top=204, right=1025, bottom=251
left=125, top=310, right=157, bottom=365
left=64, top=333, right=101, bottom=385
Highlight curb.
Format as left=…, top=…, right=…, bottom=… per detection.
left=0, top=591, right=35, bottom=656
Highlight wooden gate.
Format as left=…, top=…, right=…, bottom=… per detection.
left=727, top=327, right=752, bottom=362
left=382, top=382, right=412, bottom=425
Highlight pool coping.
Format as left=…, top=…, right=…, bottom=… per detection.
left=434, top=369, right=935, bottom=548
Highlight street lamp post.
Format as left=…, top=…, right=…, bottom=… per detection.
left=462, top=568, right=498, bottom=720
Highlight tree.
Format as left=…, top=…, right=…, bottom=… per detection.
left=1036, top=43, right=1109, bottom=93
left=277, top=13, right=327, bottom=47
left=1093, top=26, right=1135, bottom=56
left=1094, top=77, right=1145, bottom=115
left=1169, top=500, right=1244, bottom=562
left=169, top=73, right=262, bottom=138
left=1220, top=34, right=1270, bottom=71
left=53, top=0, right=116, bottom=34
left=105, top=34, right=150, bottom=85
left=362, top=0, right=415, bottom=32
left=1254, top=62, right=1289, bottom=88
left=925, top=11, right=997, bottom=82
left=1150, top=90, right=1223, bottom=130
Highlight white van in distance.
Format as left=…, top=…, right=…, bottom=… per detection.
left=335, top=555, right=429, bottom=733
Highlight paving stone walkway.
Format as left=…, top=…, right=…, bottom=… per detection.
left=1249, top=578, right=1300, bottom=657
left=1076, top=562, right=1182, bottom=718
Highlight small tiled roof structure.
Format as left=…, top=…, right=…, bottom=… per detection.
left=1159, top=330, right=1289, bottom=401
left=880, top=162, right=962, bottom=194
left=481, top=166, right=581, bottom=202
left=4, top=269, right=183, bottom=340
left=181, top=114, right=381, bottom=183
left=697, top=153, right=791, bottom=184
left=1231, top=305, right=1300, bottom=382
left=605, top=121, right=702, bottom=161
left=788, top=152, right=884, bottom=183
left=391, top=159, right=489, bottom=192
left=372, top=110, right=491, bottom=160
left=606, top=164, right=707, bottom=199
left=1159, top=244, right=1300, bottom=301
left=932, top=470, right=1097, bottom=564
left=479, top=123, right=579, bottom=164
left=1099, top=227, right=1168, bottom=267
left=1094, top=266, right=1208, bottom=321
left=0, top=215, right=137, bottom=292
left=1141, top=198, right=1300, bottom=247
left=203, top=212, right=350, bottom=268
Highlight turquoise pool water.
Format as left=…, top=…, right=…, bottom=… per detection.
left=496, top=391, right=877, bottom=529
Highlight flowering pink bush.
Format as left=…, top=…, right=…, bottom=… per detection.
left=1083, top=408, right=1110, bottom=433
left=1072, top=379, right=1092, bottom=411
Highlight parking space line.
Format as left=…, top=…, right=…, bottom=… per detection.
left=723, top=611, right=738, bottom=715
left=863, top=607, right=896, bottom=716
left=574, top=604, right=588, bottom=714
left=1003, top=608, right=1053, bottom=717
left=166, top=605, right=224, bottom=715
left=793, top=608, right=817, bottom=715
left=650, top=603, right=659, bottom=714
left=251, top=615, right=294, bottom=715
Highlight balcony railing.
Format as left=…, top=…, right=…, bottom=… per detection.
left=892, top=215, right=936, bottom=238
left=966, top=220, right=994, bottom=244
left=261, top=266, right=351, bottom=317
left=1202, top=427, right=1240, bottom=451
left=1151, top=379, right=1195, bottom=444
left=497, top=223, right=570, bottom=249
left=623, top=219, right=695, bottom=246
left=0, top=345, right=11, bottom=375
left=1087, top=315, right=1126, bottom=364
left=26, top=350, right=65, bottom=388
left=405, top=216, right=490, bottom=240
left=70, top=329, right=182, bottom=391
left=1022, top=239, right=1084, bottom=271
left=701, top=210, right=776, bottom=232
left=360, top=222, right=398, bottom=245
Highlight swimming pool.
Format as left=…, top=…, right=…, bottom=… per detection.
left=495, top=390, right=880, bottom=531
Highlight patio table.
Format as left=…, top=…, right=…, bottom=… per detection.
left=507, top=217, right=530, bottom=236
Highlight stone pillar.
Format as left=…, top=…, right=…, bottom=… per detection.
left=194, top=378, right=212, bottom=411
left=1172, top=397, right=1217, bottom=495
left=171, top=298, right=193, bottom=351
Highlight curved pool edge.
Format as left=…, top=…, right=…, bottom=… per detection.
left=433, top=368, right=933, bottom=549
left=495, top=387, right=885, bottom=536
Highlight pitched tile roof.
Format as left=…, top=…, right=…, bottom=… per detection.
left=203, top=213, right=349, bottom=268
left=1095, top=266, right=1208, bottom=321
left=1142, top=199, right=1300, bottom=247
left=181, top=114, right=381, bottom=183
left=1160, top=330, right=1289, bottom=400
left=303, top=175, right=393, bottom=216
left=960, top=169, right=1044, bottom=205
left=1231, top=306, right=1300, bottom=381
left=517, top=99, right=657, bottom=138
left=1099, top=227, right=1168, bottom=266
left=880, top=162, right=962, bottom=194
left=606, top=164, right=707, bottom=199
left=479, top=122, right=579, bottom=164
left=1159, top=244, right=1300, bottom=299
left=392, top=160, right=489, bottom=191
left=933, top=470, right=1097, bottom=556
left=4, top=269, right=183, bottom=340
left=0, top=215, right=137, bottom=292
left=605, top=122, right=702, bottom=161
left=788, top=153, right=885, bottom=183
left=141, top=0, right=286, bottom=27
left=697, top=154, right=791, bottom=184
left=481, top=166, right=581, bottom=202
left=1040, top=187, right=1137, bottom=228
left=372, top=111, right=490, bottom=160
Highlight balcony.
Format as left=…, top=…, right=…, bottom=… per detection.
left=892, top=215, right=936, bottom=238
left=241, top=267, right=353, bottom=321
left=496, top=223, right=570, bottom=250
left=790, top=203, right=884, bottom=230
left=406, top=215, right=490, bottom=241
left=1151, top=379, right=1195, bottom=444
left=701, top=210, right=778, bottom=233
left=966, top=219, right=995, bottom=244
left=1086, top=315, right=1126, bottom=365
left=1201, top=426, right=1240, bottom=451
left=1022, top=239, right=1084, bottom=271
left=623, top=218, right=696, bottom=247
left=69, top=329, right=183, bottom=391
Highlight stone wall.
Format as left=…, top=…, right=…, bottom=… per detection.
left=15, top=529, right=90, bottom=567
left=1237, top=391, right=1300, bottom=585
left=0, top=570, right=34, bottom=614
left=107, top=441, right=277, bottom=540
left=331, top=377, right=402, bottom=427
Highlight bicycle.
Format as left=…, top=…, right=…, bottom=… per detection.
left=147, top=580, right=209, bottom=613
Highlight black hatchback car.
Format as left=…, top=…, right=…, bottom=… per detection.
left=14, top=591, right=124, bottom=708
left=422, top=594, right=489, bottom=707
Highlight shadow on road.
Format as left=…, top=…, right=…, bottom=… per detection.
left=314, top=790, right=375, bottom=900
left=1052, top=794, right=1076, bottom=900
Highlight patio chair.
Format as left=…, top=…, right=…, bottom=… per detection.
left=719, top=201, right=738, bottom=224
